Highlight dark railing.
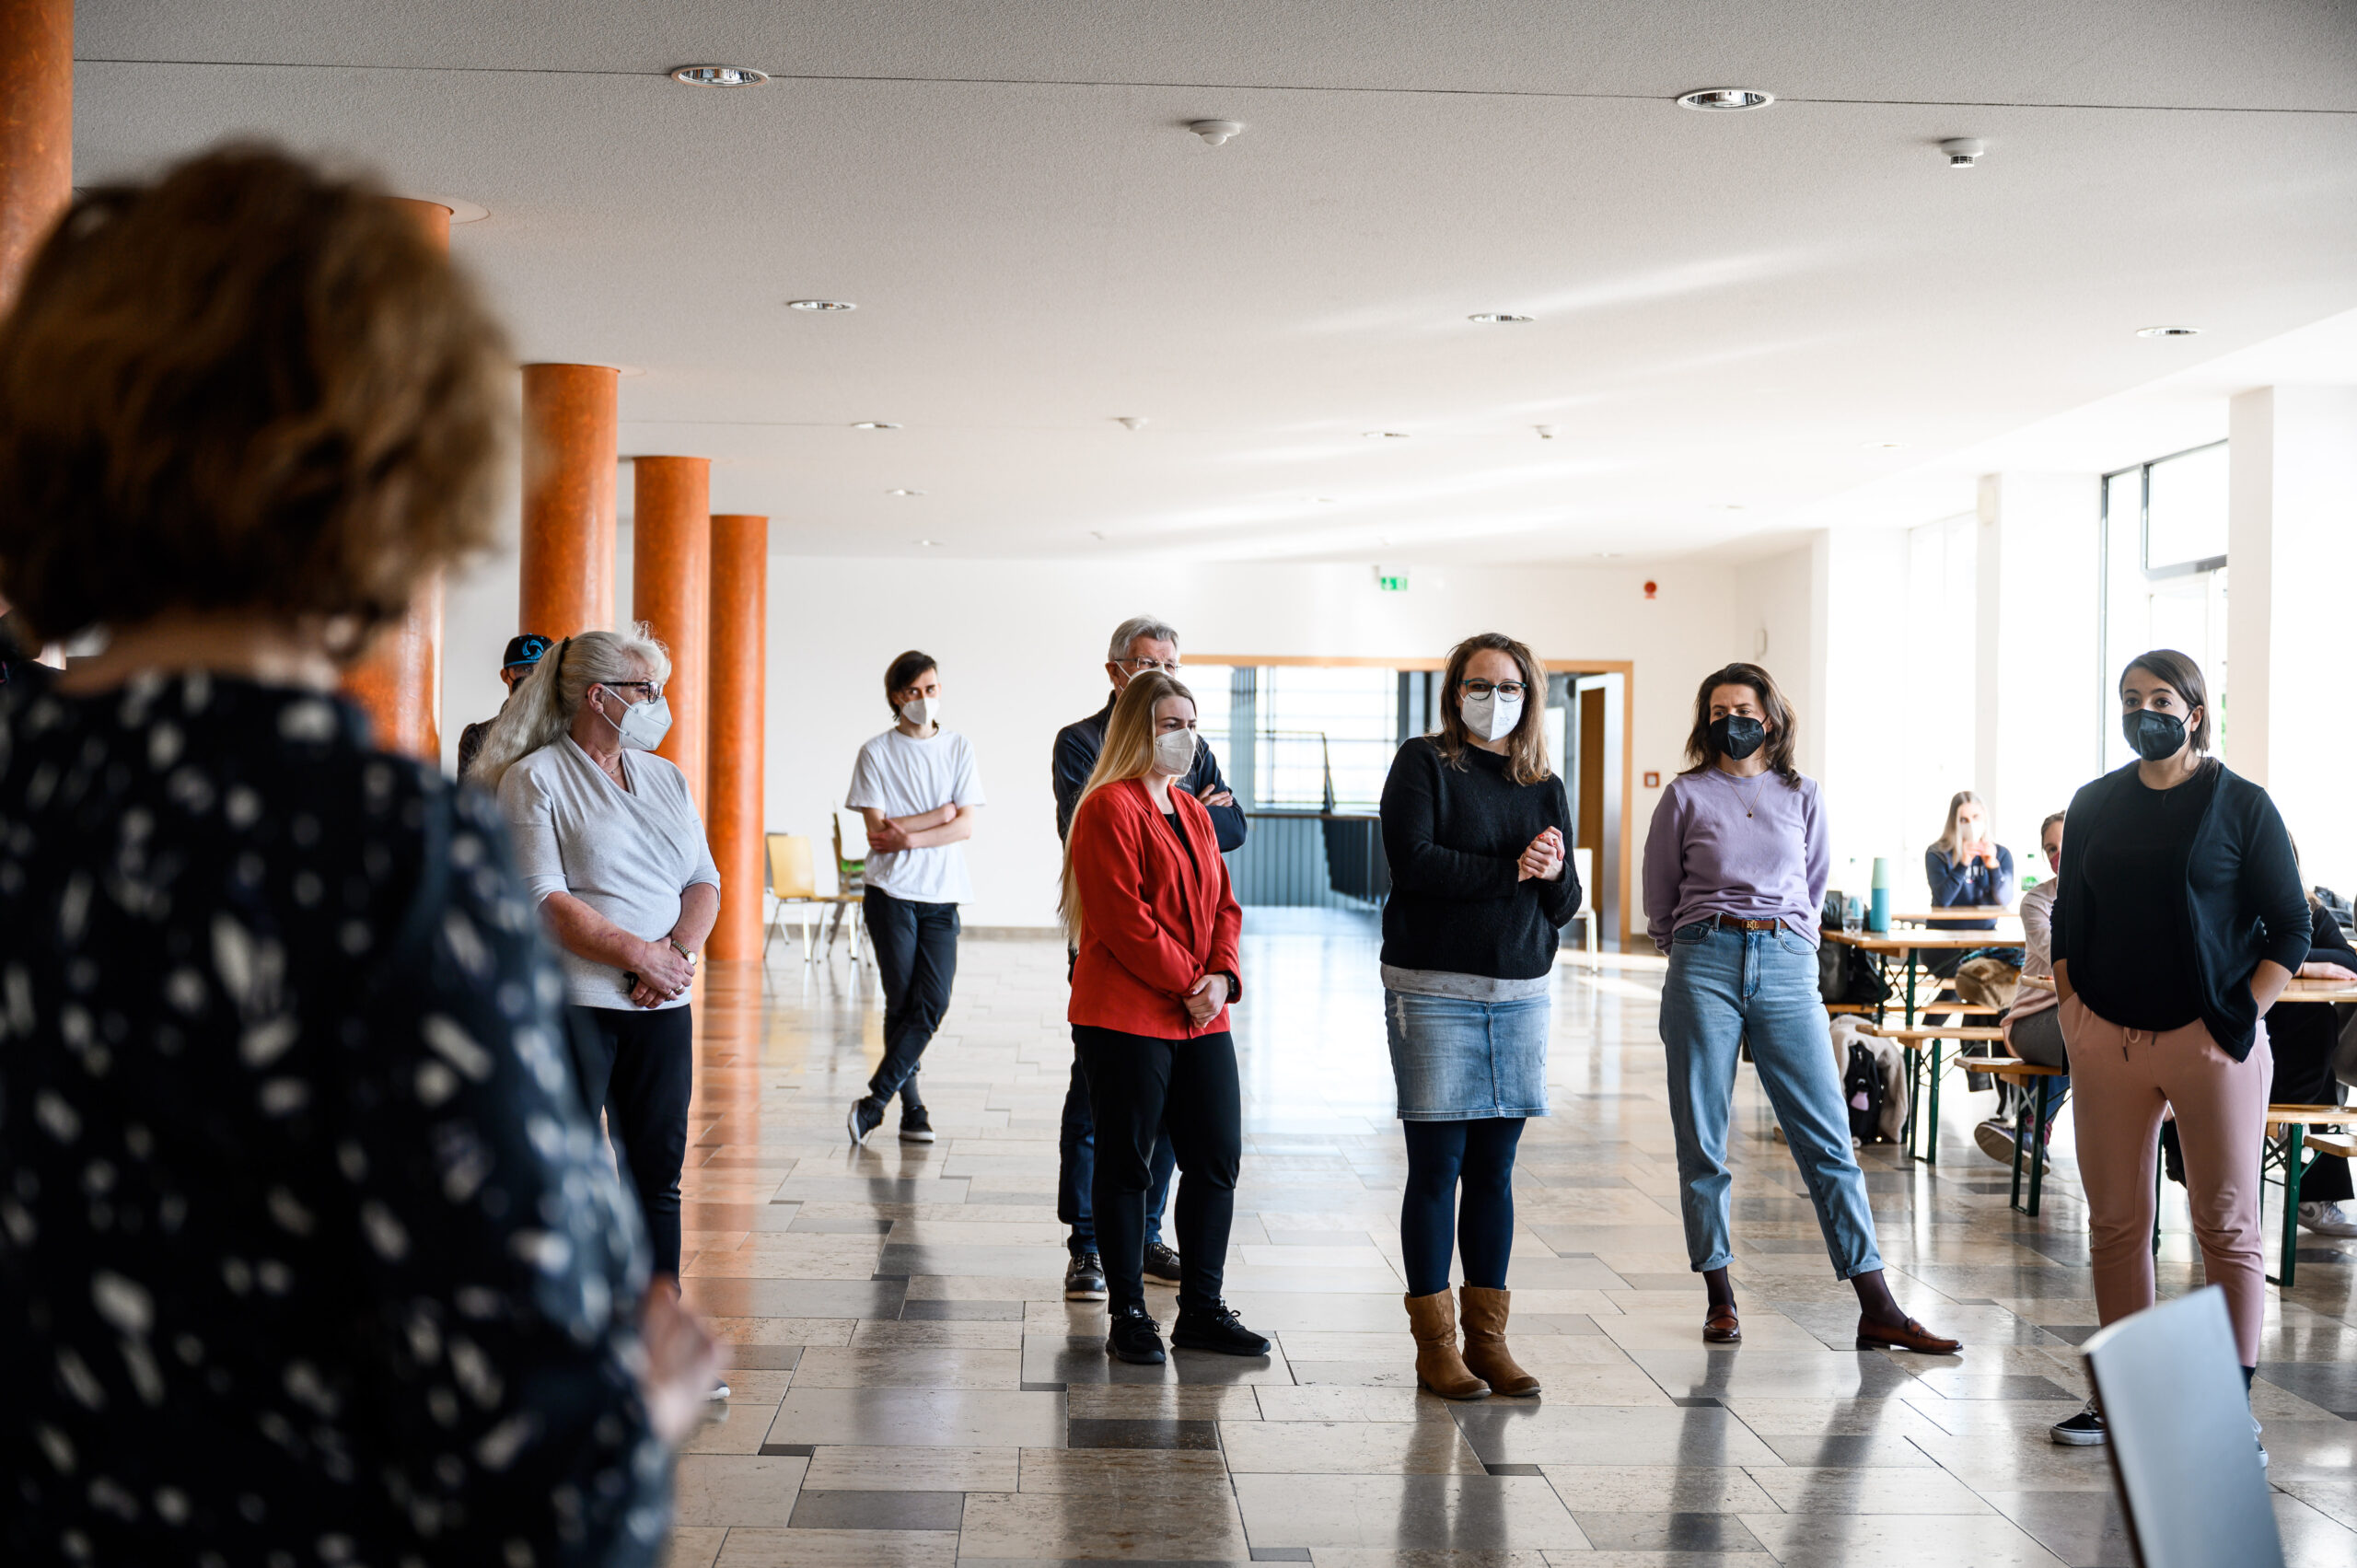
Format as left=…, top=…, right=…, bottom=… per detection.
left=1231, top=810, right=1388, bottom=910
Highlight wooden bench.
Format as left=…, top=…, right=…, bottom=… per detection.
left=2262, top=1107, right=2357, bottom=1286
left=1860, top=1023, right=2008, bottom=1163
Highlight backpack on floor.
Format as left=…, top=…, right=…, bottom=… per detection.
left=1844, top=1041, right=1887, bottom=1143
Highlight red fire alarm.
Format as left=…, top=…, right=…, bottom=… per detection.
left=1643, top=771, right=1661, bottom=788
left=1643, top=579, right=1658, bottom=600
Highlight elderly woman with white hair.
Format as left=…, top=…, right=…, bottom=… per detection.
left=473, top=624, right=722, bottom=1308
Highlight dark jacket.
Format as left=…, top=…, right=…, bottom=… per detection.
left=1924, top=842, right=2014, bottom=930
left=1378, top=736, right=1580, bottom=980
left=1053, top=693, right=1248, bottom=851
left=2053, top=759, right=2311, bottom=1061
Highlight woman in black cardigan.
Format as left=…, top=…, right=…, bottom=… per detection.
left=2047, top=649, right=2308, bottom=1454
left=1377, top=633, right=1578, bottom=1400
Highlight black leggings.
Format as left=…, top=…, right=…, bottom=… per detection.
left=1073, top=1026, right=1241, bottom=1314
left=1400, top=1118, right=1525, bottom=1297
left=571, top=1004, right=694, bottom=1277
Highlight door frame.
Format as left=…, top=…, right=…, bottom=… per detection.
left=1190, top=655, right=1637, bottom=948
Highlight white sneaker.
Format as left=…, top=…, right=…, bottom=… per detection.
left=2298, top=1201, right=2357, bottom=1237
left=708, top=1380, right=732, bottom=1402
left=1974, top=1117, right=2018, bottom=1167
left=2255, top=1414, right=2268, bottom=1469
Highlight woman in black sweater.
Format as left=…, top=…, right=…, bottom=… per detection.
left=1378, top=633, right=1578, bottom=1400
left=2047, top=648, right=2308, bottom=1454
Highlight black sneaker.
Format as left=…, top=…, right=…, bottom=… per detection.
left=1105, top=1304, right=1166, bottom=1365
left=1064, top=1251, right=1108, bottom=1301
left=1142, top=1240, right=1183, bottom=1283
left=1171, top=1302, right=1271, bottom=1357
left=899, top=1106, right=935, bottom=1144
left=847, top=1096, right=885, bottom=1147
left=2050, top=1399, right=2107, bottom=1446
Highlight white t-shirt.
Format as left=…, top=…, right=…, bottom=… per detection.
left=845, top=726, right=986, bottom=904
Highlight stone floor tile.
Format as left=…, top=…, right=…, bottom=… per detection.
left=1568, top=1514, right=1768, bottom=1552
left=1016, top=1447, right=1233, bottom=1493
left=790, top=1345, right=1024, bottom=1388
left=710, top=1527, right=958, bottom=1568
left=801, top=1445, right=1021, bottom=1492
left=1217, top=1419, right=1486, bottom=1474
left=673, top=1454, right=810, bottom=1527
left=959, top=1488, right=1250, bottom=1558
left=659, top=1526, right=726, bottom=1568
left=1736, top=1510, right=2070, bottom=1566
left=1536, top=1464, right=1782, bottom=1515
left=764, top=1388, right=1065, bottom=1449
left=1739, top=1465, right=1994, bottom=1514
left=1232, top=1474, right=1591, bottom=1551
left=787, top=1490, right=968, bottom=1531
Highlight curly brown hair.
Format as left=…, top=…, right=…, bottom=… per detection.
left=0, top=145, right=511, bottom=649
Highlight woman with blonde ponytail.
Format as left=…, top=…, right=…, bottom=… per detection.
left=490, top=624, right=723, bottom=1396
left=1060, top=671, right=1262, bottom=1365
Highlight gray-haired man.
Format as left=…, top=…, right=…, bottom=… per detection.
left=1049, top=615, right=1248, bottom=1301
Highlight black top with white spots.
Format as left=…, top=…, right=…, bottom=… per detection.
left=0, top=675, right=666, bottom=1566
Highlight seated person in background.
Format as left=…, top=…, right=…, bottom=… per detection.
left=2267, top=877, right=2357, bottom=1237
left=1925, top=788, right=2016, bottom=929
left=1978, top=811, right=2070, bottom=1167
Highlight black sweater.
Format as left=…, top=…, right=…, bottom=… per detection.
left=2053, top=758, right=2310, bottom=1061
left=1378, top=737, right=1579, bottom=980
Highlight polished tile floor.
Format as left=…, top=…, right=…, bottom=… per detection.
left=668, top=920, right=2357, bottom=1568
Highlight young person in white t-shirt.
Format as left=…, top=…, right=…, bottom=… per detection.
left=845, top=650, right=987, bottom=1145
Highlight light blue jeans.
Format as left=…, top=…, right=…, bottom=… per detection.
left=1659, top=922, right=1884, bottom=1279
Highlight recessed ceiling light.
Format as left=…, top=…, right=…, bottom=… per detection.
left=852, top=421, right=900, bottom=430
left=1717, top=504, right=1747, bottom=511
left=1677, top=87, right=1774, bottom=111
left=787, top=298, right=856, bottom=312
left=2136, top=325, right=2202, bottom=339
left=1363, top=430, right=1410, bottom=440
left=1468, top=312, right=1534, bottom=324
left=886, top=488, right=923, bottom=496
left=1861, top=441, right=1905, bottom=450
left=1314, top=497, right=1339, bottom=504
left=669, top=64, right=769, bottom=88
left=914, top=539, right=942, bottom=547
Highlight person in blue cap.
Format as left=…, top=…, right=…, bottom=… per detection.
left=458, top=633, right=552, bottom=779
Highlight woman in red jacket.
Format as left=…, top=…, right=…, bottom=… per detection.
left=1061, top=670, right=1268, bottom=1365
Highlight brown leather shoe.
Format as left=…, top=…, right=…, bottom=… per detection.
left=1459, top=1285, right=1540, bottom=1397
left=1703, top=1304, right=1741, bottom=1344
left=1856, top=1315, right=1961, bottom=1354
left=1404, top=1290, right=1489, bottom=1400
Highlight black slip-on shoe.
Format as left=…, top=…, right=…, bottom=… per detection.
left=1171, top=1302, right=1271, bottom=1357
left=2050, top=1400, right=2107, bottom=1446
left=1105, top=1304, right=1166, bottom=1365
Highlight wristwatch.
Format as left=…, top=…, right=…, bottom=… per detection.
left=668, top=937, right=698, bottom=970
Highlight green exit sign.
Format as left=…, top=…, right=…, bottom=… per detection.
left=1375, top=568, right=1410, bottom=592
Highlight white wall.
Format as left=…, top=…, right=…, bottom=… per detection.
left=441, top=550, right=1746, bottom=932
left=1976, top=473, right=2103, bottom=867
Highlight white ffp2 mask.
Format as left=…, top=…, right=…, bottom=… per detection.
left=900, top=695, right=938, bottom=729
left=1461, top=691, right=1522, bottom=742
left=1152, top=728, right=1197, bottom=777
left=600, top=693, right=673, bottom=752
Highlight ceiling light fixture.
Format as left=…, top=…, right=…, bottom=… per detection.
left=787, top=298, right=856, bottom=312
left=669, top=64, right=768, bottom=87
left=1468, top=312, right=1534, bottom=324
left=915, top=539, right=942, bottom=547
left=852, top=421, right=900, bottom=430
left=1188, top=119, right=1244, bottom=146
left=1861, top=441, right=1904, bottom=450
left=1114, top=416, right=1148, bottom=431
left=2136, top=325, right=2202, bottom=339
left=886, top=488, right=923, bottom=496
left=1534, top=425, right=1557, bottom=440
left=1939, top=137, right=1986, bottom=168
left=1677, top=87, right=1774, bottom=111
left=1363, top=430, right=1410, bottom=440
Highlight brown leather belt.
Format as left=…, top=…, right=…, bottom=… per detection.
left=1708, top=913, right=1782, bottom=932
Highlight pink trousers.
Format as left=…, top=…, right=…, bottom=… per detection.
left=2061, top=993, right=2271, bottom=1365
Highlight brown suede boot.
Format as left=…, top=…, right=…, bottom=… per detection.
left=1459, top=1285, right=1540, bottom=1397
left=1404, top=1290, right=1489, bottom=1400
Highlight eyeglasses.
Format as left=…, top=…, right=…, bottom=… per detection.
left=604, top=680, right=662, bottom=703
left=1117, top=657, right=1182, bottom=676
left=1459, top=679, right=1527, bottom=699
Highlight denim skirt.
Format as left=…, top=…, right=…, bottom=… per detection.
left=1384, top=989, right=1550, bottom=1121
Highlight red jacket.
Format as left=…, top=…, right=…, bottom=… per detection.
left=1067, top=778, right=1244, bottom=1038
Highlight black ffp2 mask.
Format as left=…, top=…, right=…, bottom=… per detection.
left=1709, top=714, right=1767, bottom=761
left=2123, top=708, right=2188, bottom=762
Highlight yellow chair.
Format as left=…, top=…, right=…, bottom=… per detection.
left=764, top=833, right=861, bottom=963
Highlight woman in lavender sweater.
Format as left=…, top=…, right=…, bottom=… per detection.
left=1643, top=664, right=1960, bottom=1354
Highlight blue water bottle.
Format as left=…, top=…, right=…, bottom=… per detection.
left=1867, top=856, right=1891, bottom=934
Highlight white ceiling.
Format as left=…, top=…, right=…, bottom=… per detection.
left=74, top=1, right=2357, bottom=562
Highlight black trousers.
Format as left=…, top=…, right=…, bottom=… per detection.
left=1074, top=1025, right=1240, bottom=1314
left=572, top=1003, right=694, bottom=1276
left=2270, top=1001, right=2355, bottom=1203
left=865, top=887, right=960, bottom=1110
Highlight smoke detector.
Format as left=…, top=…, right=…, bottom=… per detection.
left=1940, top=137, right=1986, bottom=168
left=1189, top=120, right=1244, bottom=146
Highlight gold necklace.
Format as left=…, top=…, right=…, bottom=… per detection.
left=1724, top=768, right=1766, bottom=818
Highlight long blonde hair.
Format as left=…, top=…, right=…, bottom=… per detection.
left=468, top=623, right=671, bottom=791
left=1932, top=789, right=1986, bottom=866
left=1058, top=671, right=1196, bottom=947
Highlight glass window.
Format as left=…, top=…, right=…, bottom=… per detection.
left=2144, top=442, right=2228, bottom=574
left=1253, top=666, right=1397, bottom=811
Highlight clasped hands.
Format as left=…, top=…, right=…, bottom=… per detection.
left=1183, top=971, right=1230, bottom=1027
left=630, top=936, right=694, bottom=1008
left=1516, top=826, right=1566, bottom=882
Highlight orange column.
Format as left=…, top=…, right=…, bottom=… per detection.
left=341, top=198, right=455, bottom=761
left=521, top=364, right=620, bottom=638
left=630, top=456, right=711, bottom=806
left=704, top=514, right=768, bottom=961
left=0, top=0, right=71, bottom=310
